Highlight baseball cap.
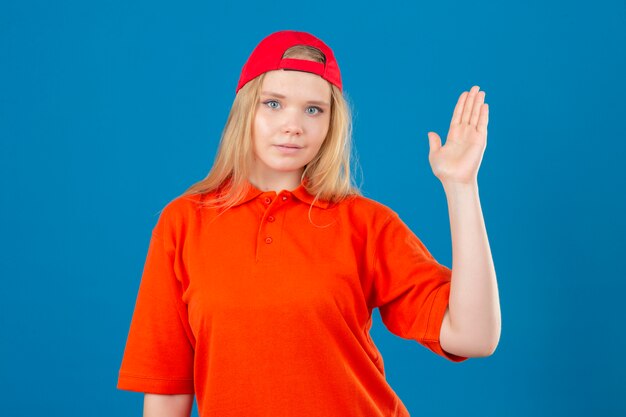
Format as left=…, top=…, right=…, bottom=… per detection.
left=235, top=30, right=342, bottom=93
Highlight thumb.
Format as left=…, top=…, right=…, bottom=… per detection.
left=427, top=131, right=442, bottom=156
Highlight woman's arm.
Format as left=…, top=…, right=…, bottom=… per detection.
left=427, top=86, right=501, bottom=357
left=439, top=181, right=500, bottom=357
left=144, top=393, right=194, bottom=417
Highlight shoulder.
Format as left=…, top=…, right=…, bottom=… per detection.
left=336, top=193, right=399, bottom=230
left=152, top=192, right=207, bottom=236
left=344, top=193, right=397, bottom=216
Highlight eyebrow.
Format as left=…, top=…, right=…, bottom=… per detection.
left=260, top=91, right=330, bottom=107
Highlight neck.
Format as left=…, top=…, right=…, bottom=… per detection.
left=248, top=172, right=304, bottom=193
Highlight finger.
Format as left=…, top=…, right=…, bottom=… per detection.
left=451, top=91, right=468, bottom=125
left=461, top=85, right=480, bottom=124
left=477, top=103, right=489, bottom=134
left=427, top=131, right=442, bottom=156
left=470, top=91, right=485, bottom=126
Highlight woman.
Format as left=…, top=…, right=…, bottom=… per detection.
left=118, top=30, right=501, bottom=417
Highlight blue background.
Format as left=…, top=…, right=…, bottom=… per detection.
left=1, top=0, right=624, bottom=416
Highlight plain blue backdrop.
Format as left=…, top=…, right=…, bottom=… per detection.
left=1, top=0, right=624, bottom=416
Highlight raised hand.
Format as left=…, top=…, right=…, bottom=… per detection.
left=427, top=86, right=489, bottom=185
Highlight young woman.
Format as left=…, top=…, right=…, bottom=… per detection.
left=117, top=30, right=501, bottom=417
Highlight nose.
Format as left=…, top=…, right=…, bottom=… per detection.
left=281, top=109, right=304, bottom=136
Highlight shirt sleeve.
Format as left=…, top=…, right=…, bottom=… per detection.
left=371, top=212, right=468, bottom=363
left=117, top=207, right=195, bottom=394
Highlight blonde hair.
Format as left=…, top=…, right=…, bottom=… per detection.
left=179, top=44, right=362, bottom=212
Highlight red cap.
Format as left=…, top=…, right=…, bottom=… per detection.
left=236, top=30, right=342, bottom=93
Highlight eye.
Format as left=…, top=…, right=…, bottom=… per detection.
left=306, top=106, right=323, bottom=115
left=263, top=100, right=280, bottom=109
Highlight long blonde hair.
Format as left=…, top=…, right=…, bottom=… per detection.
left=179, top=45, right=362, bottom=212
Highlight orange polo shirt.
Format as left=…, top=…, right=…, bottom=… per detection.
left=117, top=179, right=468, bottom=416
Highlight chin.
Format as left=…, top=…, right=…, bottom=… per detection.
left=272, top=165, right=306, bottom=173
left=266, top=159, right=307, bottom=171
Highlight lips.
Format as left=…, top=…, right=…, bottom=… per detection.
left=274, top=144, right=303, bottom=154
left=276, top=144, right=302, bottom=149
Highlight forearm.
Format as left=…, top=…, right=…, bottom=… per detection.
left=144, top=393, right=194, bottom=417
left=442, top=180, right=501, bottom=355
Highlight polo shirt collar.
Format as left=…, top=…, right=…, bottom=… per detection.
left=232, top=178, right=330, bottom=209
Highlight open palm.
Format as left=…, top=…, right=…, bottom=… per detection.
left=427, top=86, right=489, bottom=185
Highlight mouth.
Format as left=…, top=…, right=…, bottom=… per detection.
left=275, top=144, right=302, bottom=149
left=274, top=144, right=303, bottom=154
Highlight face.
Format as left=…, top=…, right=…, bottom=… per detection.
left=250, top=69, right=332, bottom=188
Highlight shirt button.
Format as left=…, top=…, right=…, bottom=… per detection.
left=265, top=237, right=273, bottom=244
left=264, top=197, right=272, bottom=204
left=267, top=215, right=275, bottom=222
left=282, top=196, right=288, bottom=201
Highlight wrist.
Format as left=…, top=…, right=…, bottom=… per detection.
left=441, top=179, right=478, bottom=192
left=441, top=180, right=480, bottom=203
